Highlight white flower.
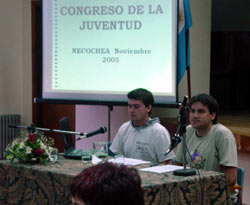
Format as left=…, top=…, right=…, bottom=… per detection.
left=40, top=142, right=50, bottom=156
left=12, top=139, right=19, bottom=146
left=19, top=142, right=25, bottom=149
left=26, top=146, right=32, bottom=154
left=40, top=142, right=46, bottom=150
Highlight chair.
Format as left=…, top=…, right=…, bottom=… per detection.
left=59, top=117, right=74, bottom=150
left=237, top=167, right=245, bottom=205
left=230, top=167, right=245, bottom=205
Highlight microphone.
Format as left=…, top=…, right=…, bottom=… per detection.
left=179, top=95, right=188, bottom=120
left=165, top=133, right=182, bottom=155
left=9, top=124, right=35, bottom=131
left=76, top=127, right=107, bottom=140
left=9, top=124, right=18, bottom=128
left=9, top=124, right=27, bottom=128
left=165, top=96, right=189, bottom=156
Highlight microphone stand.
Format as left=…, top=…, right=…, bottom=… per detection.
left=173, top=101, right=196, bottom=176
left=9, top=124, right=87, bottom=138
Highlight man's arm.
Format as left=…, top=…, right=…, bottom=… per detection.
left=220, top=165, right=237, bottom=187
left=174, top=160, right=183, bottom=166
left=110, top=127, right=124, bottom=155
left=162, top=159, right=172, bottom=165
left=153, top=124, right=175, bottom=164
left=216, top=128, right=238, bottom=187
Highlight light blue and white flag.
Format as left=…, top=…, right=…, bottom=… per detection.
left=177, top=0, right=192, bottom=83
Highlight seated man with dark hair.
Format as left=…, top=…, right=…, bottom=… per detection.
left=175, top=93, right=238, bottom=203
left=70, top=162, right=144, bottom=205
left=110, top=88, right=175, bottom=164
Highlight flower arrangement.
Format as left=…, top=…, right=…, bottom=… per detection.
left=5, top=131, right=54, bottom=163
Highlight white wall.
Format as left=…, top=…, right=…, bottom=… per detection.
left=0, top=0, right=32, bottom=124
left=22, top=0, right=33, bottom=125
left=0, top=0, right=211, bottom=133
left=188, top=0, right=211, bottom=95
left=0, top=1, right=23, bottom=116
left=154, top=0, right=212, bottom=118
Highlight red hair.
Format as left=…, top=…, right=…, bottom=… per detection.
left=70, top=162, right=144, bottom=205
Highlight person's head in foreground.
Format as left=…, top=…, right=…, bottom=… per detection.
left=127, top=88, right=154, bottom=126
left=70, top=162, right=144, bottom=205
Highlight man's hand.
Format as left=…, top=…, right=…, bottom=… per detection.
left=162, top=159, right=172, bottom=165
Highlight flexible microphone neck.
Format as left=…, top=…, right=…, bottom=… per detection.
left=165, top=96, right=189, bottom=156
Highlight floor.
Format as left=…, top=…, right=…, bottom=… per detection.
left=238, top=151, right=250, bottom=205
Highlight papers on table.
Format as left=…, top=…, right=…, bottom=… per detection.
left=140, top=165, right=184, bottom=174
left=91, top=155, right=102, bottom=165
left=109, top=157, right=150, bottom=166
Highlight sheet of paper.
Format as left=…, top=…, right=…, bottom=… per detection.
left=140, top=165, right=184, bottom=174
left=91, top=155, right=102, bottom=165
left=109, top=157, right=150, bottom=166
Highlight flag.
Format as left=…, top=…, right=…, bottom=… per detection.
left=177, top=0, right=192, bottom=84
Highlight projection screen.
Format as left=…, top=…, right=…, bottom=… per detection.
left=41, top=0, right=178, bottom=106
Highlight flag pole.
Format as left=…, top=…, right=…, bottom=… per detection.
left=186, top=32, right=191, bottom=124
left=186, top=32, right=191, bottom=102
left=187, top=66, right=191, bottom=102
left=186, top=27, right=191, bottom=102
left=178, top=0, right=192, bottom=101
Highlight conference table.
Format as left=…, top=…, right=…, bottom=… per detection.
left=0, top=157, right=232, bottom=204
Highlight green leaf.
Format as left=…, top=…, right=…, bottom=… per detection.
left=6, top=154, right=14, bottom=160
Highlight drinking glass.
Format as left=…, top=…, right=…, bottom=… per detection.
left=92, top=142, right=108, bottom=162
left=50, top=147, right=58, bottom=162
left=81, top=150, right=92, bottom=163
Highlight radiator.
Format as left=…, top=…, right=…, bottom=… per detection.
left=0, top=114, right=21, bottom=159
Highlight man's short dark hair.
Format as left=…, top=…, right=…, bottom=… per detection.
left=189, top=94, right=219, bottom=124
left=127, top=88, right=154, bottom=108
left=70, top=162, right=144, bottom=205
